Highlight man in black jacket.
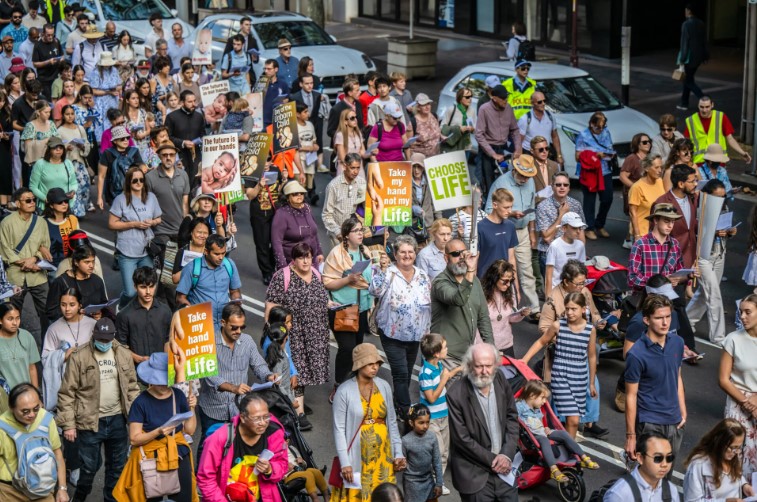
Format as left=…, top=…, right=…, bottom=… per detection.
left=447, top=343, right=519, bottom=502
left=164, top=90, right=205, bottom=184
left=676, top=4, right=708, bottom=111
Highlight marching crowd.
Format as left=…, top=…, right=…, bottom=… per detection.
left=0, top=2, right=753, bottom=502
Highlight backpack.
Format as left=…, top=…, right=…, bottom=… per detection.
left=588, top=472, right=672, bottom=502
left=106, top=148, right=141, bottom=203
left=363, top=120, right=406, bottom=150
left=283, top=265, right=321, bottom=292
left=224, top=50, right=251, bottom=74
left=0, top=411, right=58, bottom=500
left=517, top=38, right=536, bottom=61
left=524, top=110, right=555, bottom=136
left=190, top=256, right=233, bottom=288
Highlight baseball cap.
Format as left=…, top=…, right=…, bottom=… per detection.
left=560, top=212, right=586, bottom=228
left=485, top=75, right=501, bottom=88
left=93, top=318, right=116, bottom=341
left=490, top=85, right=508, bottom=99
left=383, top=101, right=403, bottom=119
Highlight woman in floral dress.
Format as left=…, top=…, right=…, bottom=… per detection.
left=122, top=89, right=150, bottom=161
left=72, top=85, right=101, bottom=171
left=57, top=104, right=91, bottom=216
left=88, top=52, right=121, bottom=138
left=150, top=56, right=174, bottom=126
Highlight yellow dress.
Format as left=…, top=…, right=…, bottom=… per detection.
left=331, top=388, right=396, bottom=502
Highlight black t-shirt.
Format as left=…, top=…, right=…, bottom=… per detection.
left=32, top=40, right=63, bottom=82
left=231, top=421, right=280, bottom=466
left=11, top=96, right=34, bottom=129
left=0, top=0, right=25, bottom=22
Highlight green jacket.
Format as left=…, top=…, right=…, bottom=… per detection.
left=431, top=268, right=493, bottom=360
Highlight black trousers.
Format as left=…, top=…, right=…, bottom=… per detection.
left=330, top=309, right=369, bottom=384
left=479, top=144, right=507, bottom=201
left=249, top=205, right=276, bottom=280
left=459, top=473, right=518, bottom=502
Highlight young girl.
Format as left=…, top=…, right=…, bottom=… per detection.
left=165, top=91, right=181, bottom=115
left=401, top=404, right=443, bottom=502
left=521, top=292, right=597, bottom=438
left=284, top=434, right=328, bottom=502
left=743, top=204, right=757, bottom=294
left=516, top=380, right=598, bottom=483
left=57, top=104, right=91, bottom=215
left=296, top=102, right=319, bottom=205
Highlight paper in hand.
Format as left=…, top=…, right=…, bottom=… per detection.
left=160, top=411, right=194, bottom=430
left=263, top=171, right=279, bottom=184
left=0, top=289, right=15, bottom=300
left=349, top=260, right=371, bottom=275
left=668, top=268, right=695, bottom=279
left=305, top=151, right=318, bottom=166
left=365, top=142, right=380, bottom=154
left=253, top=449, right=275, bottom=474
left=83, top=297, right=119, bottom=315
left=252, top=381, right=274, bottom=391
left=716, top=212, right=733, bottom=231
left=498, top=452, right=523, bottom=486
left=508, top=307, right=528, bottom=319
left=402, top=136, right=418, bottom=149
left=536, top=186, right=553, bottom=199
left=343, top=473, right=362, bottom=489
left=521, top=208, right=536, bottom=216
left=37, top=259, right=58, bottom=272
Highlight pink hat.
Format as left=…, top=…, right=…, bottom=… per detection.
left=9, top=57, right=24, bottom=73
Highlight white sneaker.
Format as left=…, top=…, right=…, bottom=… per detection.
left=317, top=166, right=330, bottom=173
left=622, top=239, right=632, bottom=249
left=441, top=485, right=451, bottom=495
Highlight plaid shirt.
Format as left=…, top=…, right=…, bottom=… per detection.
left=628, top=233, right=683, bottom=290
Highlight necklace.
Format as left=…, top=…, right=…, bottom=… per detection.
left=494, top=293, right=504, bottom=321
left=359, top=382, right=374, bottom=420
left=64, top=317, right=81, bottom=348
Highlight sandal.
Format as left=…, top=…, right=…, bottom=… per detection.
left=581, top=457, right=599, bottom=470
left=550, top=468, right=568, bottom=483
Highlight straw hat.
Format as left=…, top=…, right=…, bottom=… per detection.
left=351, top=343, right=383, bottom=371
left=512, top=154, right=537, bottom=177
left=702, top=144, right=729, bottom=164
left=82, top=25, right=104, bottom=39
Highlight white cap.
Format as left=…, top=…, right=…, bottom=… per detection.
left=485, top=75, right=501, bottom=88
left=561, top=212, right=586, bottom=228
left=383, top=101, right=403, bottom=119
left=645, top=283, right=679, bottom=300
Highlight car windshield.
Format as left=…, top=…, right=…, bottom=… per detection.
left=81, top=0, right=173, bottom=21
left=254, top=21, right=334, bottom=50
left=539, top=76, right=622, bottom=113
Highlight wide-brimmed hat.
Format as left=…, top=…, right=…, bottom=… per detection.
left=415, top=93, right=433, bottom=106
left=9, top=57, right=24, bottom=73
left=82, top=25, right=104, bottom=39
left=97, top=51, right=116, bottom=66
left=352, top=343, right=383, bottom=371
left=277, top=38, right=292, bottom=49
left=512, top=154, right=537, bottom=177
left=646, top=202, right=682, bottom=221
left=191, top=192, right=217, bottom=212
left=409, top=152, right=426, bottom=167
left=93, top=318, right=116, bottom=341
left=110, top=125, right=130, bottom=140
left=46, top=187, right=69, bottom=204
left=702, top=144, right=729, bottom=164
left=282, top=180, right=307, bottom=196
left=137, top=353, right=169, bottom=386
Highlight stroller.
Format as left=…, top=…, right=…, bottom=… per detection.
left=586, top=260, right=631, bottom=359
left=501, top=356, right=587, bottom=502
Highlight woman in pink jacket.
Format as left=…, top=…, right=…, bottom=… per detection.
left=197, top=393, right=289, bottom=502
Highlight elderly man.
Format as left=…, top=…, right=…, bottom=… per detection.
left=535, top=171, right=584, bottom=278
left=485, top=155, right=539, bottom=312
left=274, top=37, right=298, bottom=88
left=518, top=92, right=563, bottom=163
left=447, top=343, right=519, bottom=502
left=166, top=22, right=191, bottom=69
left=322, top=152, right=366, bottom=246
left=431, top=239, right=494, bottom=369
left=474, top=84, right=521, bottom=200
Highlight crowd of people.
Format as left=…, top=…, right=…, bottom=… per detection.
left=0, top=2, right=752, bottom=502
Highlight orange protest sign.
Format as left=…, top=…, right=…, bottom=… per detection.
left=168, top=302, right=218, bottom=385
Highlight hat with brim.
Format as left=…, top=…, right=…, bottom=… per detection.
left=645, top=283, right=679, bottom=300
left=646, top=202, right=682, bottom=221
left=485, top=75, right=501, bottom=89
left=191, top=192, right=217, bottom=212
left=409, top=152, right=426, bottom=167
left=560, top=211, right=586, bottom=229
left=382, top=101, right=403, bottom=119
left=351, top=343, right=384, bottom=371
left=136, top=59, right=151, bottom=69
left=415, top=93, right=433, bottom=106
left=47, top=136, right=64, bottom=149
left=110, top=125, right=130, bottom=141
left=514, top=59, right=531, bottom=69
left=277, top=38, right=292, bottom=49
left=156, top=143, right=178, bottom=155
left=97, top=51, right=116, bottom=66
left=9, top=57, right=24, bottom=73
left=137, top=353, right=169, bottom=386
left=283, top=180, right=307, bottom=196
left=491, top=85, right=508, bottom=100
left=46, top=187, right=69, bottom=204
left=512, top=154, right=537, bottom=177
left=702, top=144, right=729, bottom=164
left=82, top=26, right=104, bottom=39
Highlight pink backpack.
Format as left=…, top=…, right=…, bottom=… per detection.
left=283, top=265, right=321, bottom=292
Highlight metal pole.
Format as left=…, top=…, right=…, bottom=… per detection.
left=409, top=0, right=414, bottom=39
left=742, top=4, right=757, bottom=144
left=620, top=0, right=630, bottom=105
left=752, top=77, right=757, bottom=175
left=570, top=0, right=578, bottom=67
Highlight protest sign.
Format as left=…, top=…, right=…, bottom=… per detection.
left=192, top=29, right=213, bottom=66
left=168, top=303, right=217, bottom=384
left=244, top=92, right=264, bottom=132
left=253, top=75, right=269, bottom=95
left=424, top=151, right=472, bottom=211
left=200, top=80, right=230, bottom=108
left=273, top=101, right=299, bottom=153
left=365, top=161, right=413, bottom=227
left=697, top=192, right=725, bottom=261
left=240, top=133, right=272, bottom=182
left=201, top=133, right=241, bottom=196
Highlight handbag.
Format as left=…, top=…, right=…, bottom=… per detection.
left=672, top=66, right=685, bottom=81
left=328, top=383, right=371, bottom=488
left=334, top=304, right=360, bottom=333
left=139, top=392, right=181, bottom=499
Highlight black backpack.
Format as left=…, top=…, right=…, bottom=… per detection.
left=588, top=472, right=673, bottom=502
left=517, top=39, right=536, bottom=61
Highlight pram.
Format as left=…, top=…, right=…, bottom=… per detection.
left=501, top=356, right=587, bottom=502
left=586, top=260, right=631, bottom=359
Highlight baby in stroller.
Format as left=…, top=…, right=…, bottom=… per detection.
left=516, top=380, right=599, bottom=483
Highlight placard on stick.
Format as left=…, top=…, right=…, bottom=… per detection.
left=200, top=81, right=230, bottom=108
left=424, top=151, right=472, bottom=211
left=201, top=133, right=241, bottom=196
left=365, top=161, right=413, bottom=227
left=240, top=132, right=272, bottom=181
left=168, top=303, right=217, bottom=385
left=273, top=101, right=299, bottom=153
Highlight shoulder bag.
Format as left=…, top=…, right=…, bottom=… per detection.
left=328, top=383, right=371, bottom=488
left=138, top=390, right=181, bottom=499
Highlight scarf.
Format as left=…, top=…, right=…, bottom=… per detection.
left=322, top=245, right=369, bottom=290
left=456, top=103, right=468, bottom=127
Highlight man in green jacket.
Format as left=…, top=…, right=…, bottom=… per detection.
left=431, top=239, right=494, bottom=378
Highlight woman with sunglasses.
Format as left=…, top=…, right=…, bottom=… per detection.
left=29, top=137, right=77, bottom=213
left=108, top=167, right=162, bottom=307
left=650, top=114, right=683, bottom=160
left=663, top=138, right=696, bottom=191
left=43, top=187, right=79, bottom=268
left=480, top=259, right=529, bottom=357
left=440, top=87, right=476, bottom=154
left=575, top=111, right=615, bottom=241
left=619, top=133, right=653, bottom=249
left=628, top=154, right=666, bottom=242
left=334, top=108, right=367, bottom=177
left=684, top=419, right=754, bottom=500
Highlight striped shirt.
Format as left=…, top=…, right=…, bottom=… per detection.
left=419, top=359, right=448, bottom=419
left=198, top=332, right=272, bottom=421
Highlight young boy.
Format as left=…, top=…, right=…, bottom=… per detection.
left=366, top=75, right=406, bottom=127
left=295, top=102, right=319, bottom=205
left=544, top=211, right=587, bottom=297
left=419, top=333, right=462, bottom=495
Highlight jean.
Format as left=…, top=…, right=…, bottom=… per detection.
left=12, top=281, right=49, bottom=347
left=72, top=414, right=129, bottom=502
left=117, top=254, right=154, bottom=307
left=196, top=406, right=226, bottom=469
left=581, top=173, right=614, bottom=230
left=680, top=64, right=703, bottom=108
left=379, top=331, right=420, bottom=417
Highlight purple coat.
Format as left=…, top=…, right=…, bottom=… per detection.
left=271, top=203, right=323, bottom=269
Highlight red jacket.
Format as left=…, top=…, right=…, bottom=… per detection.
left=196, top=414, right=289, bottom=502
left=578, top=150, right=605, bottom=193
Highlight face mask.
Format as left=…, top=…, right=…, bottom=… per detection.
left=94, top=341, right=112, bottom=352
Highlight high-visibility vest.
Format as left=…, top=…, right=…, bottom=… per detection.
left=45, top=0, right=66, bottom=24
left=685, top=111, right=727, bottom=164
left=502, top=77, right=536, bottom=120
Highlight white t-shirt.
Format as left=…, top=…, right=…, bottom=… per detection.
left=546, top=237, right=586, bottom=287
left=723, top=329, right=757, bottom=393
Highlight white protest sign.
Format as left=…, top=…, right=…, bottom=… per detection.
left=424, top=151, right=473, bottom=211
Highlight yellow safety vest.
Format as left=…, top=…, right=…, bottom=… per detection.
left=685, top=111, right=727, bottom=164
left=45, top=0, right=66, bottom=24
left=503, top=77, right=536, bottom=120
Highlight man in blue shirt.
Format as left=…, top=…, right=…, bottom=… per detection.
left=0, top=7, right=27, bottom=52
left=176, top=234, right=243, bottom=327
left=476, top=188, right=519, bottom=281
left=274, top=38, right=298, bottom=88
left=624, top=294, right=686, bottom=474
left=220, top=34, right=251, bottom=95
left=262, top=59, right=290, bottom=127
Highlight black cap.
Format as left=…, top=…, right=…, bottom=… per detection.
left=93, top=318, right=116, bottom=341
left=46, top=187, right=69, bottom=204
left=491, top=85, right=508, bottom=99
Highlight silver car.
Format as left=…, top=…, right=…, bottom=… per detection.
left=194, top=11, right=376, bottom=98
left=436, top=61, right=659, bottom=177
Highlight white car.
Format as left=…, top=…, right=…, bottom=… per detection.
left=436, top=62, right=659, bottom=177
left=194, top=11, right=376, bottom=98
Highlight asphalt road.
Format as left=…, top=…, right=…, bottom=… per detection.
left=49, top=19, right=752, bottom=502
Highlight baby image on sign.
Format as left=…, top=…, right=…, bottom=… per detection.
left=192, top=29, right=213, bottom=66
left=201, top=133, right=241, bottom=195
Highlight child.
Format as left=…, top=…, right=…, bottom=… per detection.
left=743, top=204, right=757, bottom=294
left=296, top=102, right=319, bottom=205
left=204, top=93, right=227, bottom=132
left=418, top=333, right=461, bottom=495
left=284, top=434, right=328, bottom=502
left=262, top=306, right=311, bottom=430
left=401, top=404, right=443, bottom=502
left=165, top=91, right=180, bottom=115
left=544, top=212, right=587, bottom=298
left=221, top=97, right=250, bottom=135
left=516, top=380, right=599, bottom=483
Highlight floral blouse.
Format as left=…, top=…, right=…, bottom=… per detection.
left=72, top=104, right=101, bottom=145
left=369, top=264, right=431, bottom=342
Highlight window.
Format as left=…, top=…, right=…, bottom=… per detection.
left=253, top=21, right=334, bottom=50
left=210, top=20, right=233, bottom=43
left=82, top=0, right=173, bottom=21
left=539, top=76, right=621, bottom=113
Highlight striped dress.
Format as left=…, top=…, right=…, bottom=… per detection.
left=551, top=318, right=592, bottom=417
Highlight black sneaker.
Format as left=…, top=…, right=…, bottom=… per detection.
left=298, top=413, right=313, bottom=431
left=583, top=423, right=609, bottom=438
left=303, top=403, right=314, bottom=415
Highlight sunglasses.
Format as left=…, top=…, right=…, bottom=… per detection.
left=131, top=178, right=145, bottom=184
left=518, top=66, right=532, bottom=71
left=640, top=140, right=651, bottom=145
left=447, top=250, right=466, bottom=257
left=228, top=324, right=246, bottom=331
left=535, top=99, right=546, bottom=105
left=20, top=197, right=36, bottom=203
left=536, top=147, right=549, bottom=153
left=12, top=16, right=22, bottom=20
left=462, top=94, right=472, bottom=99
left=280, top=47, right=291, bottom=51
left=644, top=453, right=675, bottom=464
left=347, top=116, right=357, bottom=121
left=554, top=183, right=570, bottom=187
left=660, top=127, right=675, bottom=132
left=53, top=199, right=69, bottom=204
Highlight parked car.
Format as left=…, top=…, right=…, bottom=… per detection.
left=194, top=11, right=375, bottom=98
left=436, top=62, right=658, bottom=177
